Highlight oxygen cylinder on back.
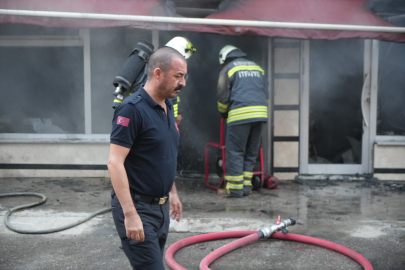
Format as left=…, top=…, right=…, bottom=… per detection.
left=112, top=40, right=154, bottom=109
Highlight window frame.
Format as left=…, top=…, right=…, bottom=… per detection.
left=0, top=29, right=98, bottom=142
left=373, top=40, right=405, bottom=145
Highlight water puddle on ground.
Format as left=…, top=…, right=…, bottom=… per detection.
left=350, top=225, right=387, bottom=238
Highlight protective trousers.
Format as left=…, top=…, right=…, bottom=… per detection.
left=224, top=122, right=263, bottom=197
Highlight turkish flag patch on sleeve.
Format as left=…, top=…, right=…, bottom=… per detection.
left=117, top=116, right=130, bottom=127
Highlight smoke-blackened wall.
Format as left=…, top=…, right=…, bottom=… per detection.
left=90, top=27, right=153, bottom=134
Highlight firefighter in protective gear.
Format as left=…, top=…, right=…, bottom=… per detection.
left=166, top=37, right=196, bottom=124
left=217, top=45, right=269, bottom=198
left=112, top=37, right=196, bottom=125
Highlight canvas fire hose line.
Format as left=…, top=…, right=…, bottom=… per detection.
left=0, top=9, right=405, bottom=33
left=165, top=217, right=373, bottom=270
left=0, top=192, right=111, bottom=234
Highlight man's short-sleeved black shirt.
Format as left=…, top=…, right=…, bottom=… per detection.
left=110, top=87, right=180, bottom=197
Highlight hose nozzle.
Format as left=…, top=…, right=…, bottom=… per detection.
left=260, top=216, right=296, bottom=238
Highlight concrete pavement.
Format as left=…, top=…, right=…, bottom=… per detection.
left=1, top=177, right=404, bottom=270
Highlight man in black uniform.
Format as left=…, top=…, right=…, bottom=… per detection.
left=108, top=47, right=186, bottom=269
left=216, top=45, right=269, bottom=198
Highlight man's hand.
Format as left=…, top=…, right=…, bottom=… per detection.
left=124, top=212, right=145, bottom=242
left=176, top=114, right=182, bottom=125
left=169, top=193, right=182, bottom=222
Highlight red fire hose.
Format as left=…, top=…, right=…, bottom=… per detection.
left=199, top=232, right=260, bottom=269
left=165, top=230, right=373, bottom=270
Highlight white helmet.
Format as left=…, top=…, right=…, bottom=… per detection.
left=219, top=45, right=238, bottom=65
left=165, top=36, right=196, bottom=60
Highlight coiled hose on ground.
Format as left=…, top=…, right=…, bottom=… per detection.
left=0, top=192, right=111, bottom=234
left=165, top=230, right=374, bottom=270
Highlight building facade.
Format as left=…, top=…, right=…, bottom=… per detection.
left=1, top=23, right=404, bottom=181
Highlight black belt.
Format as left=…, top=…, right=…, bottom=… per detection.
left=132, top=193, right=169, bottom=205
left=112, top=190, right=169, bottom=205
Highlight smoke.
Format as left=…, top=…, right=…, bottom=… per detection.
left=4, top=19, right=403, bottom=172
left=159, top=31, right=223, bottom=174
left=0, top=21, right=271, bottom=174
left=0, top=25, right=84, bottom=134
left=158, top=30, right=269, bottom=175
left=309, top=39, right=364, bottom=164
left=377, top=41, right=405, bottom=135
left=366, top=0, right=405, bottom=25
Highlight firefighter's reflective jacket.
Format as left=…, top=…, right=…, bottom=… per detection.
left=217, top=58, right=269, bottom=126
left=169, top=96, right=182, bottom=118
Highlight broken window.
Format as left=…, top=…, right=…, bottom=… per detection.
left=309, top=39, right=364, bottom=164
left=0, top=46, right=84, bottom=134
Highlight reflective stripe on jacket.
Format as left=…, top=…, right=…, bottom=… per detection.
left=217, top=58, right=269, bottom=126
left=169, top=96, right=182, bottom=118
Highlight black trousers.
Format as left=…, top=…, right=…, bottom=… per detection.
left=111, top=192, right=170, bottom=270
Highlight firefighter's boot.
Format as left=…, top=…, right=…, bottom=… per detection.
left=217, top=188, right=243, bottom=198
left=243, top=171, right=253, bottom=196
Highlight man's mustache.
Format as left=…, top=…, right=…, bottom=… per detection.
left=174, top=86, right=183, bottom=91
